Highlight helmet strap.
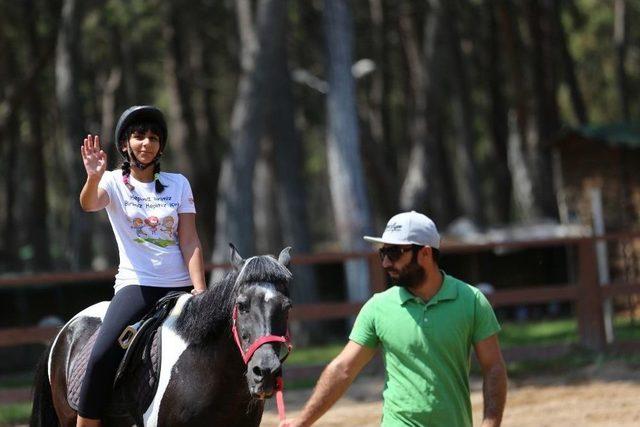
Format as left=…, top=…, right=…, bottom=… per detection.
left=125, top=141, right=162, bottom=170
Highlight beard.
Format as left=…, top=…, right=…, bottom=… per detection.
left=385, top=254, right=426, bottom=289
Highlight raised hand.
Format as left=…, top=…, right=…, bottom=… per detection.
left=81, top=134, right=107, bottom=178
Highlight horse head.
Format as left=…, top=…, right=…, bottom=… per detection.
left=229, top=244, right=293, bottom=399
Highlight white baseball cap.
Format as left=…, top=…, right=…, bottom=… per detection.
left=364, top=211, right=441, bottom=248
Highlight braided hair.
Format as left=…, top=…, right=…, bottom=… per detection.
left=153, top=162, right=167, bottom=193
left=120, top=122, right=167, bottom=193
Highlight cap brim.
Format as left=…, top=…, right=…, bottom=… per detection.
left=363, top=236, right=412, bottom=245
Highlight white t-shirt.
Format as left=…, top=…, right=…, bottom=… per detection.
left=98, top=170, right=196, bottom=291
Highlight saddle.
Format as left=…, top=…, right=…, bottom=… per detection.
left=66, top=291, right=187, bottom=414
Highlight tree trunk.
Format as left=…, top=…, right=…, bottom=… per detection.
left=323, top=0, right=373, bottom=302
left=397, top=0, right=452, bottom=225
left=485, top=0, right=512, bottom=224
left=614, top=0, right=630, bottom=121
left=22, top=0, right=52, bottom=271
left=163, top=0, right=197, bottom=177
left=552, top=1, right=588, bottom=125
left=163, top=0, right=217, bottom=254
left=210, top=0, right=285, bottom=283
left=56, top=0, right=92, bottom=269
left=1, top=114, right=20, bottom=271
left=497, top=0, right=541, bottom=221
left=253, top=142, right=281, bottom=254
left=94, top=66, right=122, bottom=268
left=526, top=0, right=559, bottom=219
left=442, top=1, right=485, bottom=226
left=359, top=0, right=396, bottom=220
left=266, top=5, right=321, bottom=342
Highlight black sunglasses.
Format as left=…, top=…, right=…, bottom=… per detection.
left=378, top=245, right=422, bottom=262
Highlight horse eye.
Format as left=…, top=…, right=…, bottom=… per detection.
left=236, top=295, right=250, bottom=312
left=282, top=300, right=292, bottom=311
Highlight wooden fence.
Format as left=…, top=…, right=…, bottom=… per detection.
left=2, top=233, right=640, bottom=352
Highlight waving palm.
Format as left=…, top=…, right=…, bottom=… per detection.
left=81, top=134, right=107, bottom=178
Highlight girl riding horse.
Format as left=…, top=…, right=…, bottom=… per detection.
left=76, top=105, right=207, bottom=426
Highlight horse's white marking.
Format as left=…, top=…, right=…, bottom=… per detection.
left=47, top=301, right=110, bottom=381
left=262, top=283, right=278, bottom=302
left=143, top=293, right=192, bottom=427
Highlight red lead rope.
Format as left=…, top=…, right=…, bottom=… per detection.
left=276, top=377, right=286, bottom=421
left=231, top=305, right=290, bottom=421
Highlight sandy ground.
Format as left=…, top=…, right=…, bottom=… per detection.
left=260, top=360, right=640, bottom=427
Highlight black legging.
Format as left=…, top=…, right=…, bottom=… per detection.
left=77, top=285, right=191, bottom=419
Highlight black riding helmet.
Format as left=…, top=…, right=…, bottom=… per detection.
left=114, top=105, right=168, bottom=164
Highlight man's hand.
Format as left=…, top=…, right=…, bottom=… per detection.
left=279, top=341, right=376, bottom=427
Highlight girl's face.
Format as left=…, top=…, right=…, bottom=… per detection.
left=126, top=130, right=161, bottom=163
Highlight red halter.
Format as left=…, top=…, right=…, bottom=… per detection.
left=231, top=304, right=292, bottom=421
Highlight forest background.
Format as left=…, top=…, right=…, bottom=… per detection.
left=1, top=0, right=639, bottom=305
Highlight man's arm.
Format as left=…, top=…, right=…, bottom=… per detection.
left=474, top=334, right=507, bottom=427
left=280, top=341, right=377, bottom=427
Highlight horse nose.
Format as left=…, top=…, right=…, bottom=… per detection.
left=251, top=352, right=281, bottom=379
left=252, top=360, right=281, bottom=379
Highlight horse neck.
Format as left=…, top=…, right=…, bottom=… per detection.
left=175, top=277, right=237, bottom=344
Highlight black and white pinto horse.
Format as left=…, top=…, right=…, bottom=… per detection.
left=31, top=245, right=293, bottom=426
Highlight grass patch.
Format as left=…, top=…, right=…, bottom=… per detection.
left=0, top=402, right=31, bottom=426
left=499, top=318, right=578, bottom=348
left=287, top=343, right=343, bottom=366
left=613, top=316, right=640, bottom=341
left=498, top=315, right=640, bottom=349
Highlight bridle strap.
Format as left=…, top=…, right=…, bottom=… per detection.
left=231, top=305, right=291, bottom=364
left=241, top=335, right=289, bottom=365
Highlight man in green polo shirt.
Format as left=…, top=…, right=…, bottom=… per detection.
left=281, top=211, right=507, bottom=427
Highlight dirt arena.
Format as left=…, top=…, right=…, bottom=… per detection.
left=261, top=360, right=640, bottom=426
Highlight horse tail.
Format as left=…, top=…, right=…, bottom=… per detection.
left=30, top=346, right=58, bottom=427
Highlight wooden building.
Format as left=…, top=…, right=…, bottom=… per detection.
left=554, top=123, right=640, bottom=285
left=555, top=123, right=640, bottom=230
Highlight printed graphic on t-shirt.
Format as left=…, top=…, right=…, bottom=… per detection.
left=124, top=193, right=181, bottom=248
left=130, top=215, right=177, bottom=247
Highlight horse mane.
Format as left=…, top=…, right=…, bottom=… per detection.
left=175, top=255, right=291, bottom=344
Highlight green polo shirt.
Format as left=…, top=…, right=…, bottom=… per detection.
left=349, top=273, right=500, bottom=427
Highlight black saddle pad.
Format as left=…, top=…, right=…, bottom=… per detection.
left=66, top=327, right=161, bottom=415
left=66, top=292, right=186, bottom=415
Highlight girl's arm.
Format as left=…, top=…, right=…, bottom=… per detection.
left=178, top=213, right=207, bottom=293
left=79, top=134, right=110, bottom=211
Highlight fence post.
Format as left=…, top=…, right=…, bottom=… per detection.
left=576, top=239, right=607, bottom=351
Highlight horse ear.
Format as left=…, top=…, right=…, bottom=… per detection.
left=229, top=243, right=244, bottom=271
left=278, top=247, right=292, bottom=267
